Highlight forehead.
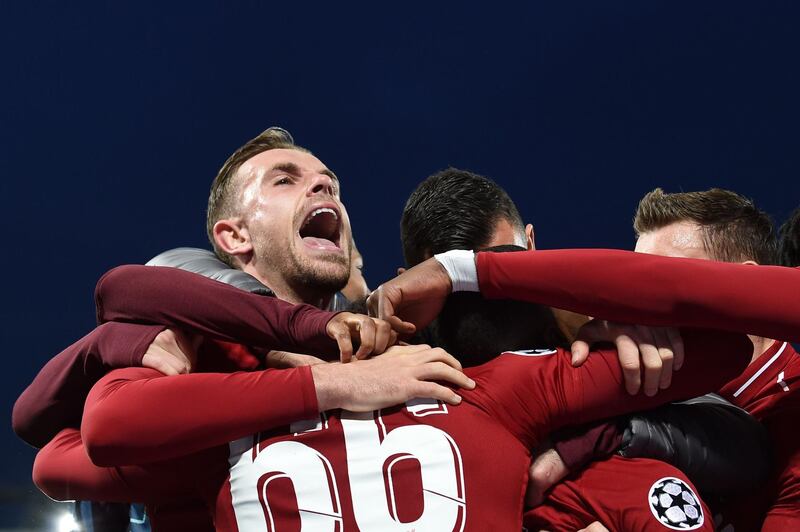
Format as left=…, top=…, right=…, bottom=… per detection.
left=635, top=221, right=710, bottom=260
left=237, top=148, right=328, bottom=181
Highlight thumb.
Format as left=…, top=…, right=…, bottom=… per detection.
left=570, top=340, right=590, bottom=366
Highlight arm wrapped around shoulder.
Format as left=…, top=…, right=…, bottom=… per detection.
left=620, top=393, right=772, bottom=497
left=146, top=247, right=272, bottom=295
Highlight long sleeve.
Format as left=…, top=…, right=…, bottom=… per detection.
left=477, top=249, right=800, bottom=342
left=471, top=328, right=751, bottom=451
left=33, top=428, right=199, bottom=503
left=13, top=322, right=165, bottom=448
left=619, top=394, right=771, bottom=496
left=82, top=366, right=319, bottom=466
left=553, top=396, right=771, bottom=498
left=95, top=265, right=338, bottom=357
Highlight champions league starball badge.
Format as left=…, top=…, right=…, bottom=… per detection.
left=647, top=477, right=704, bottom=530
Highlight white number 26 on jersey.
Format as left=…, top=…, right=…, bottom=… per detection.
left=229, top=404, right=466, bottom=531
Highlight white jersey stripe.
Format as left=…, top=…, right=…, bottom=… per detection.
left=733, top=342, right=788, bottom=398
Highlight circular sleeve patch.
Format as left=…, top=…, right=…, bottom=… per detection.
left=647, top=476, right=704, bottom=530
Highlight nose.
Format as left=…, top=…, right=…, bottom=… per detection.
left=307, top=172, right=335, bottom=196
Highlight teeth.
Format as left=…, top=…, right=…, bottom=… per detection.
left=304, top=207, right=338, bottom=227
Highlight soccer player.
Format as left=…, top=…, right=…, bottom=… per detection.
left=519, top=189, right=796, bottom=529
left=371, top=238, right=800, bottom=529
left=34, top=246, right=749, bottom=530
left=400, top=174, right=768, bottom=528
left=12, top=127, right=452, bottom=529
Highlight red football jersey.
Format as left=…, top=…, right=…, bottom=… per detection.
left=715, top=341, right=800, bottom=530
left=36, top=328, right=748, bottom=531
left=525, top=457, right=713, bottom=531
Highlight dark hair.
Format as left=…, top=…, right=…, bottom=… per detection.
left=633, top=188, right=777, bottom=265
left=400, top=168, right=525, bottom=266
left=206, top=127, right=307, bottom=266
left=778, top=206, right=800, bottom=267
left=430, top=246, right=567, bottom=367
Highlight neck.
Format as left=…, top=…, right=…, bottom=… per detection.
left=748, top=334, right=777, bottom=364
left=243, top=264, right=332, bottom=309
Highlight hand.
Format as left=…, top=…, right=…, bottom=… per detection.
left=141, top=328, right=200, bottom=376
left=579, top=522, right=609, bottom=532
left=367, top=257, right=453, bottom=333
left=326, top=312, right=399, bottom=362
left=525, top=447, right=569, bottom=508
left=311, top=344, right=476, bottom=412
left=266, top=350, right=326, bottom=368
left=570, top=320, right=684, bottom=396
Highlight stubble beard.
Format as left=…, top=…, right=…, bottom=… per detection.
left=253, top=231, right=350, bottom=298
left=287, top=246, right=350, bottom=295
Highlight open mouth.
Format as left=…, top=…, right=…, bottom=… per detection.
left=299, top=206, right=342, bottom=251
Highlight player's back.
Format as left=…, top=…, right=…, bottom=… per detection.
left=211, top=350, right=562, bottom=531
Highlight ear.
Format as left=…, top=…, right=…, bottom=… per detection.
left=396, top=267, right=407, bottom=276
left=213, top=218, right=254, bottom=259
left=525, top=224, right=536, bottom=251
left=741, top=260, right=759, bottom=266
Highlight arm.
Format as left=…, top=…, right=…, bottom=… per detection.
left=371, top=249, right=800, bottom=342
left=83, top=346, right=474, bottom=466
left=33, top=428, right=199, bottom=502
left=549, top=329, right=752, bottom=431
left=82, top=366, right=319, bottom=466
left=146, top=247, right=273, bottom=295
left=12, top=322, right=165, bottom=448
left=548, top=395, right=771, bottom=497
left=477, top=249, right=800, bottom=342
left=617, top=394, right=771, bottom=496
left=95, top=265, right=338, bottom=357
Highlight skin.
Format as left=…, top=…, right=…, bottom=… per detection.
left=341, top=243, right=370, bottom=304
left=213, top=148, right=353, bottom=308
left=635, top=220, right=773, bottom=362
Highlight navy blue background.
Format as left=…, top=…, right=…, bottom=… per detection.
left=3, top=1, right=800, bottom=526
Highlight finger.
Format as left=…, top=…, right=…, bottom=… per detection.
left=354, top=318, right=376, bottom=360
left=579, top=522, right=610, bottom=532
left=329, top=322, right=354, bottom=363
left=366, top=288, right=381, bottom=318
left=372, top=319, right=392, bottom=355
left=376, top=287, right=392, bottom=320
left=570, top=340, right=590, bottom=366
left=653, top=328, right=675, bottom=390
left=387, top=315, right=416, bottom=335
left=612, top=334, right=641, bottom=395
left=142, top=352, right=180, bottom=376
left=666, top=327, right=685, bottom=371
left=387, top=329, right=399, bottom=348
left=412, top=381, right=463, bottom=405
left=383, top=343, right=431, bottom=357
left=416, top=347, right=463, bottom=371
left=418, top=361, right=475, bottom=389
left=637, top=335, right=663, bottom=397
left=571, top=320, right=605, bottom=366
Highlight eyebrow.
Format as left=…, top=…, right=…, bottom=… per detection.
left=268, top=162, right=339, bottom=182
left=269, top=162, right=302, bottom=175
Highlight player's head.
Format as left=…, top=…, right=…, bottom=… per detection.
left=778, top=205, right=800, bottom=267
left=400, top=168, right=533, bottom=267
left=430, top=246, right=567, bottom=367
left=633, top=187, right=776, bottom=265
left=207, top=127, right=352, bottom=304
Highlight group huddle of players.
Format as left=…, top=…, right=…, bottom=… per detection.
left=12, top=126, right=800, bottom=531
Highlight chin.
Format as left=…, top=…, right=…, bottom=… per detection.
left=295, top=256, right=350, bottom=292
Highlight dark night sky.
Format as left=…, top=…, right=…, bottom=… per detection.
left=2, top=1, right=800, bottom=526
